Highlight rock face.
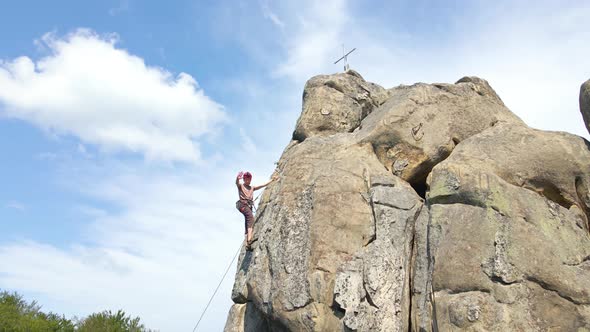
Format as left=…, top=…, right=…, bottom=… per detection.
left=581, top=79, right=590, bottom=135
left=225, top=72, right=590, bottom=331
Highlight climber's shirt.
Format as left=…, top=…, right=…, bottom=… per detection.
left=238, top=183, right=254, bottom=203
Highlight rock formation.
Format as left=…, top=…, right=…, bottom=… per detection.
left=581, top=79, right=590, bottom=135
left=224, top=71, right=590, bottom=331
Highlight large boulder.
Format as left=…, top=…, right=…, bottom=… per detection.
left=581, top=79, right=590, bottom=135
left=356, top=76, right=523, bottom=188
left=292, top=70, right=386, bottom=142
left=427, top=123, right=590, bottom=227
left=224, top=72, right=590, bottom=332
left=416, top=123, right=590, bottom=330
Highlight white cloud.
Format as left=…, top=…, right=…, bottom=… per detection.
left=5, top=201, right=26, bottom=211
left=260, top=0, right=285, bottom=29
left=273, top=0, right=348, bottom=83
left=0, top=29, right=226, bottom=163
left=238, top=128, right=257, bottom=154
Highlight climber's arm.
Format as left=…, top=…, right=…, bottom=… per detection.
left=253, top=182, right=269, bottom=191
left=253, top=174, right=278, bottom=191
left=236, top=172, right=243, bottom=187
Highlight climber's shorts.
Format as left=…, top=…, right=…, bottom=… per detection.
left=236, top=200, right=254, bottom=233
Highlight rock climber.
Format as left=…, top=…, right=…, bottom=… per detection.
left=235, top=171, right=279, bottom=250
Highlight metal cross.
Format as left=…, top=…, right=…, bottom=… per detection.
left=334, top=45, right=356, bottom=72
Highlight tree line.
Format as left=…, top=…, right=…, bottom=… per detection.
left=0, top=290, right=156, bottom=332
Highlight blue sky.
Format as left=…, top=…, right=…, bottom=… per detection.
left=1, top=1, right=589, bottom=331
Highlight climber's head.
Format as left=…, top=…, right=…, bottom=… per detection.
left=243, top=172, right=252, bottom=185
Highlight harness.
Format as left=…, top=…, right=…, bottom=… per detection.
left=236, top=198, right=254, bottom=210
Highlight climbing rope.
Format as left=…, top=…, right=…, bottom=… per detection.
left=192, top=170, right=278, bottom=330
left=192, top=243, right=242, bottom=332
left=251, top=191, right=264, bottom=213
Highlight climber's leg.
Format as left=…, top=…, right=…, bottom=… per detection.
left=241, top=204, right=254, bottom=250
left=247, top=227, right=253, bottom=244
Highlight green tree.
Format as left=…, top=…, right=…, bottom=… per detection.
left=76, top=310, right=151, bottom=332
left=0, top=290, right=75, bottom=332
left=0, top=291, right=155, bottom=332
